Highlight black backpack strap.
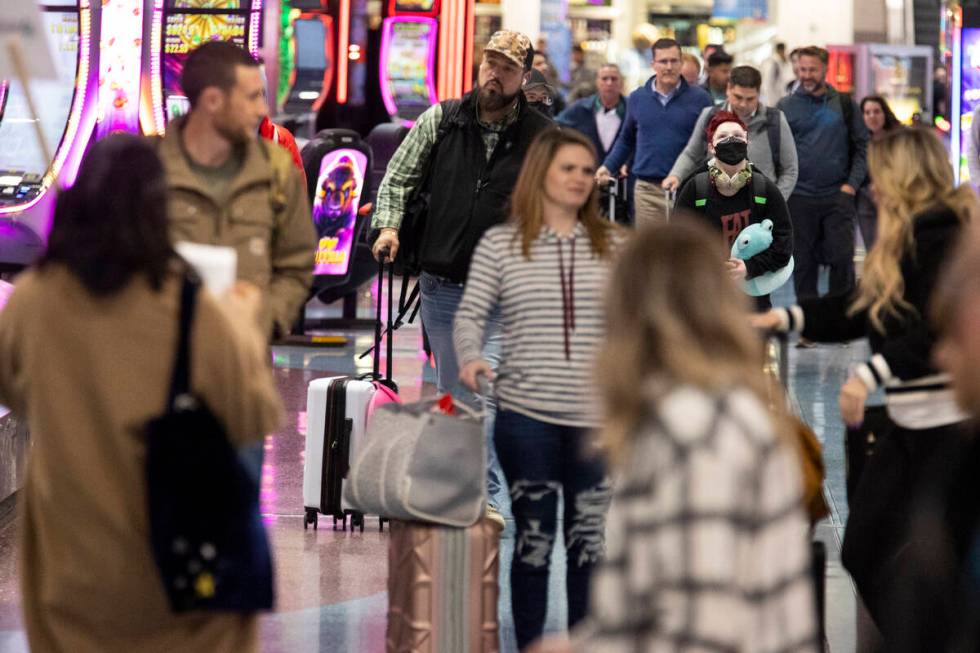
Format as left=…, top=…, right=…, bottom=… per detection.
left=837, top=91, right=856, bottom=163
left=751, top=172, right=768, bottom=224
left=429, top=99, right=461, bottom=169
left=168, top=273, right=200, bottom=405
left=694, top=172, right=710, bottom=209
left=766, top=107, right=781, bottom=174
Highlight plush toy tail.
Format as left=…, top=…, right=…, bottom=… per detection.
left=743, top=256, right=795, bottom=297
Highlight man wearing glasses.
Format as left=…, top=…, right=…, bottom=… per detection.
left=596, top=38, right=712, bottom=227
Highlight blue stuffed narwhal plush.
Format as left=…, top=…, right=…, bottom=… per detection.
left=730, top=219, right=794, bottom=297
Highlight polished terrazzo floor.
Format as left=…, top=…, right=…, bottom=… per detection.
left=0, top=279, right=864, bottom=652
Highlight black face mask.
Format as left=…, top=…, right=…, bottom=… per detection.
left=714, top=137, right=748, bottom=165
left=528, top=101, right=554, bottom=116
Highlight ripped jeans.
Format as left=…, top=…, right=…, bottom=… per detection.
left=494, top=409, right=611, bottom=649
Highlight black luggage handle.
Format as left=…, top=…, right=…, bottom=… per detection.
left=371, top=248, right=394, bottom=384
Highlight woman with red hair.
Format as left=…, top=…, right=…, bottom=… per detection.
left=675, top=110, right=793, bottom=310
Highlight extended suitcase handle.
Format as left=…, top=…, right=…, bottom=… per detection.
left=369, top=248, right=395, bottom=388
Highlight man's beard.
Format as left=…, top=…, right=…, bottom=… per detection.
left=478, top=82, right=519, bottom=113
left=215, top=115, right=251, bottom=146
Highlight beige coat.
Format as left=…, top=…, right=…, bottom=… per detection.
left=159, top=119, right=316, bottom=337
left=0, top=266, right=283, bottom=653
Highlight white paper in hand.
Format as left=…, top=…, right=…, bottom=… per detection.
left=175, top=242, right=237, bottom=296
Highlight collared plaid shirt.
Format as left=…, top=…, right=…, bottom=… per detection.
left=574, top=386, right=819, bottom=653
left=371, top=100, right=519, bottom=231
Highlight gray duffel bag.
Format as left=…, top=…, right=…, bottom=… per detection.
left=343, top=397, right=487, bottom=527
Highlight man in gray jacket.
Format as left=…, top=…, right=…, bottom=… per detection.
left=664, top=65, right=798, bottom=200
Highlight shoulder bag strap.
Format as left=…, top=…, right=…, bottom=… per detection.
left=168, top=273, right=200, bottom=405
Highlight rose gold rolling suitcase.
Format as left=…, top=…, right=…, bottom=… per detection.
left=386, top=518, right=502, bottom=653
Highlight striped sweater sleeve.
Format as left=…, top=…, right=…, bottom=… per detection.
left=453, top=233, right=503, bottom=367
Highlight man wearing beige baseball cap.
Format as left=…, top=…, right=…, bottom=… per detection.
left=370, top=31, right=553, bottom=525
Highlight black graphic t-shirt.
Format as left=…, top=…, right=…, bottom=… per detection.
left=675, top=172, right=793, bottom=280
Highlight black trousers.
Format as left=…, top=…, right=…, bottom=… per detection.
left=841, top=421, right=972, bottom=649
left=787, top=192, right=856, bottom=300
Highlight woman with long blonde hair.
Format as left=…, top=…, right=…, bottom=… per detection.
left=530, top=220, right=817, bottom=653
left=453, top=127, right=620, bottom=649
left=754, top=126, right=979, bottom=645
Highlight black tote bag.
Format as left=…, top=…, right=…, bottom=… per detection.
left=145, top=273, right=274, bottom=613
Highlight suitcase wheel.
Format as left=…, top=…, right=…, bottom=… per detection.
left=379, top=517, right=386, bottom=532
left=333, top=514, right=347, bottom=531
left=350, top=512, right=364, bottom=532
left=304, top=509, right=318, bottom=531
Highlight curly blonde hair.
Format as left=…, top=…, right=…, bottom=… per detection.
left=850, top=128, right=980, bottom=332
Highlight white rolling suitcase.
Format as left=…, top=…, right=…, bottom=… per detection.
left=302, top=377, right=380, bottom=531
left=301, top=251, right=400, bottom=532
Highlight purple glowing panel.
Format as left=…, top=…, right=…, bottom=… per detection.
left=959, top=28, right=980, bottom=183
left=379, top=17, right=438, bottom=123
left=312, top=149, right=368, bottom=276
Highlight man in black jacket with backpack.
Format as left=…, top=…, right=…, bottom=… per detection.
left=370, top=31, right=552, bottom=522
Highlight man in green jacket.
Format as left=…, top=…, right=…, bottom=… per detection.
left=158, top=41, right=315, bottom=339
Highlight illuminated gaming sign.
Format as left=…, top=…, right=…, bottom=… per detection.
left=312, top=148, right=368, bottom=276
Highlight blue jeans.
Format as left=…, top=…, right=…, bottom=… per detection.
left=494, top=409, right=611, bottom=650
left=419, top=271, right=505, bottom=505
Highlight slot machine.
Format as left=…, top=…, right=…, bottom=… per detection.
left=0, top=0, right=101, bottom=266
left=143, top=0, right=264, bottom=133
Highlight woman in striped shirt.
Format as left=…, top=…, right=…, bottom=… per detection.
left=453, top=128, right=621, bottom=649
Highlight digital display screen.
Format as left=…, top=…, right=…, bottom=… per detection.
left=382, top=19, right=436, bottom=119
left=162, top=9, right=250, bottom=119
left=394, top=0, right=437, bottom=12
left=959, top=28, right=980, bottom=183
left=294, top=18, right=328, bottom=70
left=312, top=149, right=368, bottom=276
left=167, top=0, right=247, bottom=8
left=870, top=53, right=928, bottom=125
left=0, top=9, right=79, bottom=179
left=826, top=49, right=855, bottom=94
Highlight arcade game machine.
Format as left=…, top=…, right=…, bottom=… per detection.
left=379, top=0, right=475, bottom=125
left=950, top=5, right=980, bottom=184
left=0, top=0, right=100, bottom=267
left=142, top=0, right=264, bottom=134
left=271, top=0, right=378, bottom=138
left=288, top=128, right=377, bottom=335
left=826, top=44, right=933, bottom=125
left=379, top=0, right=440, bottom=125
left=280, top=0, right=334, bottom=116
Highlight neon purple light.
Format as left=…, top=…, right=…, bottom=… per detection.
left=96, top=0, right=143, bottom=138
left=249, top=1, right=263, bottom=56
left=379, top=17, right=438, bottom=123
left=148, top=0, right=166, bottom=133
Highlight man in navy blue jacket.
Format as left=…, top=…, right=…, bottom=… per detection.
left=556, top=63, right=627, bottom=161
left=777, top=45, right=868, bottom=304
left=596, top=38, right=712, bottom=226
